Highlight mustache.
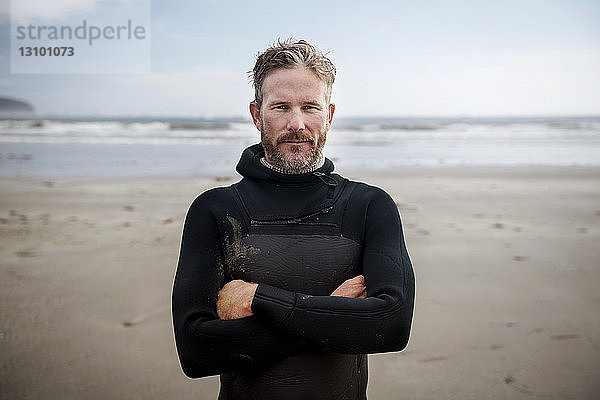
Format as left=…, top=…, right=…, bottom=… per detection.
left=277, top=131, right=314, bottom=144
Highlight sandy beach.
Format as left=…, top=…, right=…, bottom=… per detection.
left=1, top=167, right=599, bottom=399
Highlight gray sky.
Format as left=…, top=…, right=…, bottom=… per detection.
left=1, top=0, right=599, bottom=118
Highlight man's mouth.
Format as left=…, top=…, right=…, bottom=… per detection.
left=278, top=134, right=314, bottom=145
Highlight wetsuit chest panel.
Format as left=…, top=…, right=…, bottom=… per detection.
left=228, top=234, right=362, bottom=296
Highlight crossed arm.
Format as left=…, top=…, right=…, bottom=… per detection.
left=216, top=275, right=367, bottom=320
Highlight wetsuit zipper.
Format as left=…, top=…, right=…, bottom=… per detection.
left=250, top=206, right=334, bottom=226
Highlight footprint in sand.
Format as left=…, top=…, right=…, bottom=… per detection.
left=504, top=374, right=548, bottom=396
left=512, top=255, right=529, bottom=262
left=16, top=250, right=36, bottom=258
left=8, top=210, right=29, bottom=224
left=395, top=203, right=418, bottom=213
left=527, top=328, right=543, bottom=336
left=123, top=304, right=170, bottom=327
left=123, top=205, right=135, bottom=212
left=550, top=334, right=580, bottom=340
left=492, top=223, right=504, bottom=229
left=576, top=227, right=588, bottom=234
left=420, top=356, right=450, bottom=363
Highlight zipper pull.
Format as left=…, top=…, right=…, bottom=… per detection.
left=313, top=171, right=337, bottom=187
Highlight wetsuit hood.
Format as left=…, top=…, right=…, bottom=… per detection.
left=234, top=143, right=343, bottom=221
left=236, top=143, right=335, bottom=183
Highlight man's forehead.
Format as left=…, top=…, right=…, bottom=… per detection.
left=262, top=67, right=327, bottom=103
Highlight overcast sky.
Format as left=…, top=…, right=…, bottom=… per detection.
left=1, top=0, right=599, bottom=118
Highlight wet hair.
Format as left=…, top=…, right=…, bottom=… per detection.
left=250, top=38, right=336, bottom=107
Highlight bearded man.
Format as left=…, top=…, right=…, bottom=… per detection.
left=172, top=39, right=415, bottom=400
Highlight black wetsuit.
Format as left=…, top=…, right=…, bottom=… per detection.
left=172, top=144, right=415, bottom=400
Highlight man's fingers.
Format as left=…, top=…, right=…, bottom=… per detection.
left=330, top=275, right=367, bottom=298
left=356, top=285, right=367, bottom=299
left=216, top=280, right=258, bottom=320
left=347, top=275, right=364, bottom=284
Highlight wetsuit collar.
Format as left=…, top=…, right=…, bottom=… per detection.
left=236, top=143, right=335, bottom=184
left=260, top=153, right=324, bottom=175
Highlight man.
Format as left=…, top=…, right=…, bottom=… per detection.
left=172, top=39, right=415, bottom=400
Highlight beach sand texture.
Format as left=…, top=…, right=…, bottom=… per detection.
left=1, top=167, right=599, bottom=399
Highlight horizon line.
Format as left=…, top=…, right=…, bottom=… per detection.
left=2, top=113, right=600, bottom=121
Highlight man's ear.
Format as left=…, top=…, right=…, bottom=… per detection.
left=249, top=101, right=261, bottom=131
left=327, top=103, right=336, bottom=125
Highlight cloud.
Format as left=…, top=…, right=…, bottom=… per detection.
left=7, top=0, right=146, bottom=24
left=336, top=47, right=600, bottom=116
left=98, top=70, right=252, bottom=117
left=7, top=0, right=99, bottom=24
left=106, top=69, right=243, bottom=88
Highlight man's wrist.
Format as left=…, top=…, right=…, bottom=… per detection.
left=247, top=282, right=259, bottom=313
left=250, top=283, right=297, bottom=325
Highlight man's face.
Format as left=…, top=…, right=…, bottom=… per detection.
left=250, top=67, right=335, bottom=173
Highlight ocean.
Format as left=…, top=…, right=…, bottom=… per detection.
left=1, top=116, right=599, bottom=177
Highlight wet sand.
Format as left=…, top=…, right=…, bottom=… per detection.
left=1, top=167, right=599, bottom=399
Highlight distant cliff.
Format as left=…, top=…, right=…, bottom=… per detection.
left=0, top=97, right=35, bottom=117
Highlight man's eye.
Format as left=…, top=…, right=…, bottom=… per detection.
left=275, top=105, right=288, bottom=109
left=304, top=106, right=318, bottom=110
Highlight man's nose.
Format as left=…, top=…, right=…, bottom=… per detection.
left=286, top=109, right=306, bottom=132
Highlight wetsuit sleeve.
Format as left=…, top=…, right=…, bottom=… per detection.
left=172, top=191, right=300, bottom=378
left=251, top=187, right=415, bottom=354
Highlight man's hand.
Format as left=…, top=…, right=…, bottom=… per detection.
left=217, top=280, right=259, bottom=320
left=330, top=275, right=367, bottom=298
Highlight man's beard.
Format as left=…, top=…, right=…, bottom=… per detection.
left=261, top=123, right=327, bottom=174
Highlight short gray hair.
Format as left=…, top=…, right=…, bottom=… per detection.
left=250, top=39, right=336, bottom=107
